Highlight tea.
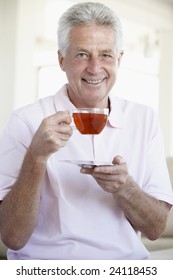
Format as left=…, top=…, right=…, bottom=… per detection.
left=73, top=112, right=108, bottom=134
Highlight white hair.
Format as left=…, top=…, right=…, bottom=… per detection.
left=57, top=2, right=123, bottom=55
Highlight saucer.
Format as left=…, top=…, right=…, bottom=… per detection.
left=58, top=160, right=112, bottom=168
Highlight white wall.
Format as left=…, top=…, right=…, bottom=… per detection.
left=0, top=0, right=45, bottom=128
left=159, top=30, right=173, bottom=155
left=0, top=0, right=18, bottom=128
left=13, top=0, right=45, bottom=109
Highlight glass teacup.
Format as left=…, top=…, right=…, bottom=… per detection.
left=72, top=108, right=109, bottom=134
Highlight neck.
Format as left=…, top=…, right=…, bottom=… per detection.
left=67, top=87, right=110, bottom=109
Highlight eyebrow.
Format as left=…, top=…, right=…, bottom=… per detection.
left=76, top=48, right=88, bottom=52
left=76, top=48, right=115, bottom=53
left=100, top=49, right=115, bottom=53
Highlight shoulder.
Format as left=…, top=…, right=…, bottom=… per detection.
left=2, top=95, right=56, bottom=140
left=111, top=95, right=158, bottom=121
left=13, top=84, right=68, bottom=121
left=14, top=95, right=55, bottom=118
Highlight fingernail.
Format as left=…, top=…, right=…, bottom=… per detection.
left=80, top=168, right=86, bottom=174
left=94, top=167, right=100, bottom=172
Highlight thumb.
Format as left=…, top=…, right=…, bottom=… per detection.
left=112, top=155, right=126, bottom=165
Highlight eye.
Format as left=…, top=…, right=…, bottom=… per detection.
left=101, top=53, right=114, bottom=59
left=76, top=52, right=88, bottom=59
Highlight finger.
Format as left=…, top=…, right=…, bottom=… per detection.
left=56, top=132, right=72, bottom=141
left=93, top=173, right=116, bottom=182
left=80, top=165, right=123, bottom=177
left=57, top=110, right=72, bottom=125
left=112, top=155, right=126, bottom=165
left=81, top=164, right=121, bottom=175
left=80, top=165, right=113, bottom=175
left=94, top=164, right=125, bottom=175
left=44, top=111, right=72, bottom=126
left=56, top=123, right=73, bottom=136
left=48, top=135, right=70, bottom=150
left=80, top=167, right=95, bottom=175
left=55, top=138, right=70, bottom=148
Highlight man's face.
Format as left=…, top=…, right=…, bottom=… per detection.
left=58, top=24, right=123, bottom=108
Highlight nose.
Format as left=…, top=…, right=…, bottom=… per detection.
left=86, top=56, right=102, bottom=74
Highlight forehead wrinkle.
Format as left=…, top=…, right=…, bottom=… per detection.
left=69, top=25, right=116, bottom=49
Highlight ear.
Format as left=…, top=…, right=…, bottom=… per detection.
left=58, top=50, right=65, bottom=71
left=117, top=50, right=124, bottom=68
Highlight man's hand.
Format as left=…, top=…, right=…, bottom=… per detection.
left=80, top=155, right=130, bottom=193
left=29, top=111, right=73, bottom=160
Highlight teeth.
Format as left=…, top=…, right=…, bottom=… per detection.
left=85, top=79, right=102, bottom=84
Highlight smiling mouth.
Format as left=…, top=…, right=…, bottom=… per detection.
left=82, top=78, right=105, bottom=85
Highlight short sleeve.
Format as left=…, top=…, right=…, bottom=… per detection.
left=143, top=112, right=173, bottom=205
left=0, top=113, right=33, bottom=200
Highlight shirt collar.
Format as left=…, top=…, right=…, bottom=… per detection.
left=108, top=94, right=124, bottom=128
left=54, top=84, right=76, bottom=111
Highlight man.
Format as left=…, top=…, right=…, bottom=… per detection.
left=0, top=2, right=173, bottom=260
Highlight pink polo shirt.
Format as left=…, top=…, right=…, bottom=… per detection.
left=0, top=84, right=173, bottom=260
